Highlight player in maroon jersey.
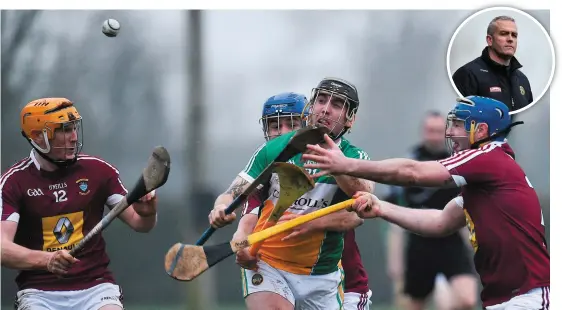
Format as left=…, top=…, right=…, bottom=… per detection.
left=302, top=96, right=550, bottom=309
left=1, top=98, right=159, bottom=310
left=232, top=92, right=372, bottom=309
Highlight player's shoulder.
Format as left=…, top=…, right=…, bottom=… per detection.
left=76, top=153, right=120, bottom=173
left=456, top=56, right=486, bottom=75
left=340, top=137, right=369, bottom=159
left=438, top=142, right=505, bottom=168
left=1, top=156, right=35, bottom=180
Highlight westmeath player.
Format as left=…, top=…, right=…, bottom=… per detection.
left=1, top=98, right=158, bottom=310
left=303, top=96, right=550, bottom=309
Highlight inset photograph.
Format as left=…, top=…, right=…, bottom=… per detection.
left=447, top=7, right=554, bottom=115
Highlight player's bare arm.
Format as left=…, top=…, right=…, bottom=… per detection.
left=276, top=210, right=363, bottom=242
left=1, top=221, right=78, bottom=274
left=352, top=193, right=466, bottom=237
left=116, top=191, right=158, bottom=233
left=333, top=174, right=374, bottom=197
left=318, top=209, right=364, bottom=231
left=209, top=176, right=251, bottom=228
left=233, top=213, right=260, bottom=270
left=303, top=136, right=455, bottom=188
left=233, top=213, right=258, bottom=240
left=346, top=158, right=455, bottom=187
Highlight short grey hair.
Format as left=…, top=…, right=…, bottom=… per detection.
left=487, top=15, right=516, bottom=36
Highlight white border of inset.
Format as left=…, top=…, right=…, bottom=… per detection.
left=446, top=6, right=556, bottom=115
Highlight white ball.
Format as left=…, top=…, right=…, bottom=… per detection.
left=102, top=19, right=120, bottom=37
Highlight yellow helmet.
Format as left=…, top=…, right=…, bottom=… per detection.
left=21, top=98, right=81, bottom=140
left=20, top=98, right=83, bottom=165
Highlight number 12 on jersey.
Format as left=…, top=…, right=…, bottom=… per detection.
left=53, top=190, right=68, bottom=203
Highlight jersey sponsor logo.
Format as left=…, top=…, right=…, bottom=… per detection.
left=490, top=86, right=502, bottom=92
left=48, top=182, right=67, bottom=191
left=289, top=197, right=330, bottom=211
left=464, top=209, right=478, bottom=252
left=76, top=178, right=90, bottom=195
left=42, top=211, right=84, bottom=252
left=27, top=188, right=44, bottom=197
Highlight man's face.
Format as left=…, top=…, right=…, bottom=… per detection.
left=445, top=119, right=470, bottom=153
left=310, top=91, right=353, bottom=138
left=487, top=20, right=518, bottom=59
left=33, top=121, right=80, bottom=160
left=422, top=115, right=446, bottom=153
left=265, top=115, right=302, bottom=140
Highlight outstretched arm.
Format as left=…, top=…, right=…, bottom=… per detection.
left=302, top=134, right=456, bottom=188
left=344, top=158, right=456, bottom=187
left=352, top=192, right=466, bottom=237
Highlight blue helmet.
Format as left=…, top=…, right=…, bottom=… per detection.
left=447, top=96, right=520, bottom=147
left=260, top=92, right=309, bottom=140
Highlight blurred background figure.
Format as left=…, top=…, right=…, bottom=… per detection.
left=384, top=111, right=477, bottom=310
left=1, top=9, right=549, bottom=310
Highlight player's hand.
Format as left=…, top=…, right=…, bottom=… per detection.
left=46, top=250, right=79, bottom=275
left=235, top=248, right=259, bottom=271
left=302, top=134, right=350, bottom=178
left=277, top=213, right=318, bottom=241
left=209, top=204, right=237, bottom=228
left=134, top=190, right=157, bottom=217
left=350, top=191, right=381, bottom=219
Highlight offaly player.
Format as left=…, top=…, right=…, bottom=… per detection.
left=234, top=92, right=373, bottom=310
left=1, top=98, right=158, bottom=310
left=303, top=96, right=550, bottom=309
left=209, top=78, right=374, bottom=310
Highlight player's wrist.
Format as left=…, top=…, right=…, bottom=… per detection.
left=37, top=250, right=54, bottom=270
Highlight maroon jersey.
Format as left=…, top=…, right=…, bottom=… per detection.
left=242, top=189, right=369, bottom=294
left=1, top=151, right=127, bottom=291
left=438, top=142, right=549, bottom=307
left=341, top=229, right=369, bottom=294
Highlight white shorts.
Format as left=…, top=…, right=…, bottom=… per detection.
left=343, top=290, right=372, bottom=310
left=241, top=260, right=344, bottom=310
left=486, top=287, right=550, bottom=310
left=15, top=283, right=123, bottom=310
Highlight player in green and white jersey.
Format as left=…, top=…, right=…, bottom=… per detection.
left=209, top=77, right=374, bottom=310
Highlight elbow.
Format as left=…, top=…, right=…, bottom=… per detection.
left=404, top=164, right=420, bottom=186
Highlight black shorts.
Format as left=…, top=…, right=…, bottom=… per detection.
left=403, top=236, right=475, bottom=300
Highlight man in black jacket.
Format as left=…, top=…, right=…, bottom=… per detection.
left=452, top=15, right=533, bottom=113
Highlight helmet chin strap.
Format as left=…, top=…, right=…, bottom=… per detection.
left=469, top=121, right=524, bottom=149
left=22, top=130, right=78, bottom=168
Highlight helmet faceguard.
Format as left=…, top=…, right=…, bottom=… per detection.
left=21, top=98, right=84, bottom=167
left=303, top=77, right=359, bottom=140
left=259, top=92, right=308, bottom=141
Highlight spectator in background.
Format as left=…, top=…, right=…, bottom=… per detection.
left=452, top=15, right=533, bottom=113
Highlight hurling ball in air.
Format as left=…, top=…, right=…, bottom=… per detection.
left=102, top=19, right=120, bottom=37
